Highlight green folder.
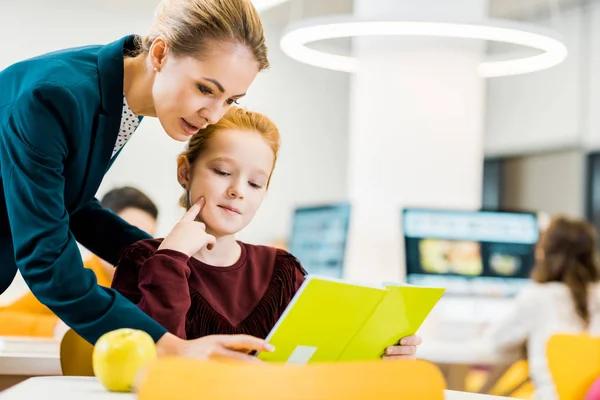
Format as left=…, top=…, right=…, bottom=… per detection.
left=257, top=276, right=445, bottom=364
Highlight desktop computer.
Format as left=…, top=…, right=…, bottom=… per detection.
left=287, top=202, right=351, bottom=279
left=402, top=208, right=540, bottom=341
left=402, top=208, right=539, bottom=298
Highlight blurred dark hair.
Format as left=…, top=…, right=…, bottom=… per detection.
left=100, top=187, right=158, bottom=220
left=531, top=216, right=600, bottom=326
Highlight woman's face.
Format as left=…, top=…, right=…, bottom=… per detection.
left=178, top=128, right=275, bottom=237
left=151, top=40, right=259, bottom=142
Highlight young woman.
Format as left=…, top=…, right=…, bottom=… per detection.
left=0, top=0, right=270, bottom=358
left=112, top=107, right=422, bottom=362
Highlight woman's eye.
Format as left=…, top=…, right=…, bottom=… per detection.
left=198, top=85, right=213, bottom=95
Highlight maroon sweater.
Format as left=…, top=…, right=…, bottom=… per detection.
left=111, top=239, right=306, bottom=340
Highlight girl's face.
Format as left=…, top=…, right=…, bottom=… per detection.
left=151, top=39, right=259, bottom=142
left=178, top=128, right=275, bottom=237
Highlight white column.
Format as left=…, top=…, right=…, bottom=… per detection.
left=344, top=0, right=487, bottom=283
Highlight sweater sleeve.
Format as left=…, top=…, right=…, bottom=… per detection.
left=112, top=241, right=192, bottom=339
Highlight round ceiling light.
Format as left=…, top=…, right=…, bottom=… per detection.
left=280, top=15, right=568, bottom=77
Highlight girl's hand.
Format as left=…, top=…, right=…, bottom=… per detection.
left=381, top=334, right=422, bottom=360
left=158, top=197, right=216, bottom=257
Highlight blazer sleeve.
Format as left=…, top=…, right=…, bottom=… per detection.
left=70, top=198, right=151, bottom=265
left=0, top=83, right=167, bottom=344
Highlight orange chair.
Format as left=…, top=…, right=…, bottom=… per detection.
left=137, top=358, right=447, bottom=400
left=59, top=329, right=95, bottom=376
left=547, top=334, right=600, bottom=400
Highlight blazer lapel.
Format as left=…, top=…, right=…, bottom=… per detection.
left=80, top=35, right=132, bottom=203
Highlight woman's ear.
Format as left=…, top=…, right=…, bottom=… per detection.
left=177, top=155, right=191, bottom=187
left=149, top=37, right=168, bottom=72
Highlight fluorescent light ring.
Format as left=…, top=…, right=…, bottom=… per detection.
left=280, top=15, right=568, bottom=77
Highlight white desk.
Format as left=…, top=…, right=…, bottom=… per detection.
left=0, top=337, right=61, bottom=390
left=0, top=376, right=512, bottom=400
left=418, top=341, right=513, bottom=366
left=0, top=337, right=61, bottom=376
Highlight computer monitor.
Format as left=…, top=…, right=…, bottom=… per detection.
left=288, top=203, right=351, bottom=279
left=402, top=208, right=539, bottom=297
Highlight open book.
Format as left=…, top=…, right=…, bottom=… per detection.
left=257, top=276, right=445, bottom=364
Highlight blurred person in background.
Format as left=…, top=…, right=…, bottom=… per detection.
left=0, top=187, right=158, bottom=338
left=484, top=216, right=600, bottom=399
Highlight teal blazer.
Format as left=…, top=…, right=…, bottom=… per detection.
left=0, top=36, right=167, bottom=343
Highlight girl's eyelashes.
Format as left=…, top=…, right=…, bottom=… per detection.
left=213, top=168, right=230, bottom=176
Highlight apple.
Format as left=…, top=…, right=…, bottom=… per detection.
left=93, top=328, right=157, bottom=392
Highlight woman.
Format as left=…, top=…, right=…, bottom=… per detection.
left=0, top=0, right=272, bottom=358
left=485, top=216, right=600, bottom=399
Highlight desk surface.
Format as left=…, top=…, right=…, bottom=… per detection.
left=417, top=341, right=511, bottom=366
left=0, top=337, right=61, bottom=376
left=0, top=377, right=512, bottom=400
left=0, top=335, right=507, bottom=378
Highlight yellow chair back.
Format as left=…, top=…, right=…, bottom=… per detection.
left=59, top=329, right=95, bottom=376
left=137, top=358, right=446, bottom=400
left=547, top=334, right=600, bottom=400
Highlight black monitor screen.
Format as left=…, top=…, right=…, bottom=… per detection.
left=288, top=203, right=351, bottom=279
left=403, top=208, right=539, bottom=296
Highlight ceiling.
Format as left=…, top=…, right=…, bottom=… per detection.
left=259, top=0, right=589, bottom=19
left=490, top=0, right=586, bottom=18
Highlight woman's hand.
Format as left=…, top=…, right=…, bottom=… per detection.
left=156, top=332, right=274, bottom=363
left=158, top=197, right=216, bottom=256
left=381, top=334, right=422, bottom=360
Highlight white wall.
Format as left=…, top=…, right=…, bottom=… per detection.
left=484, top=7, right=585, bottom=156
left=0, top=1, right=155, bottom=70
left=485, top=1, right=600, bottom=155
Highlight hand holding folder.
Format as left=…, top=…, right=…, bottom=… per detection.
left=258, top=276, right=445, bottom=363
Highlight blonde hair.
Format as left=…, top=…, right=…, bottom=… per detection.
left=138, top=0, right=269, bottom=70
left=179, top=107, right=280, bottom=207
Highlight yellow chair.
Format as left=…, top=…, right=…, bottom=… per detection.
left=547, top=334, right=600, bottom=400
left=488, top=360, right=534, bottom=399
left=59, top=329, right=95, bottom=376
left=137, top=358, right=447, bottom=400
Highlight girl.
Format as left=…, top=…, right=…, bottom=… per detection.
left=485, top=216, right=600, bottom=399
left=0, top=0, right=270, bottom=357
left=112, top=107, right=421, bottom=362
